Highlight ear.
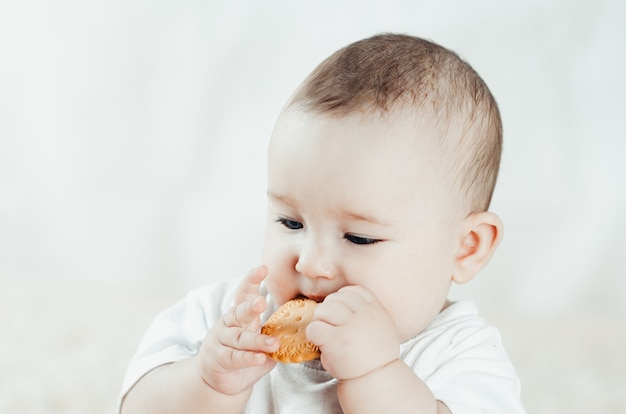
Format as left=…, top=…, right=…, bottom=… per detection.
left=452, top=212, right=503, bottom=285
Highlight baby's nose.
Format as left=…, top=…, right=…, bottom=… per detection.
left=294, top=236, right=340, bottom=280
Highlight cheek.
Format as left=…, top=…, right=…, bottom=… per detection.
left=368, top=244, right=453, bottom=340
left=262, top=228, right=297, bottom=270
left=261, top=230, right=299, bottom=304
left=377, top=276, right=449, bottom=341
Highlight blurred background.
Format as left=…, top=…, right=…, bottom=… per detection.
left=1, top=0, right=625, bottom=413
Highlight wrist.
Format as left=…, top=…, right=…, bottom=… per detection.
left=191, top=356, right=254, bottom=413
left=337, top=358, right=401, bottom=384
left=337, top=359, right=439, bottom=414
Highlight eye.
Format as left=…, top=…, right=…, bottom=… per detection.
left=276, top=217, right=303, bottom=230
left=344, top=234, right=382, bottom=245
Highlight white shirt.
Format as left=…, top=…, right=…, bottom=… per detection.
left=120, top=279, right=525, bottom=413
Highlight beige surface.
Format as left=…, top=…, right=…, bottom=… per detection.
left=1, top=281, right=625, bottom=414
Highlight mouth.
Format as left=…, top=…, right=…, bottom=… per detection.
left=297, top=294, right=325, bottom=303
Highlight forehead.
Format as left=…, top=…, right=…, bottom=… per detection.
left=267, top=107, right=447, bottom=213
left=269, top=106, right=435, bottom=164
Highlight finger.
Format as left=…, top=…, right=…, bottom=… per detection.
left=235, top=266, right=268, bottom=304
left=217, top=347, right=271, bottom=371
left=335, top=285, right=377, bottom=304
left=313, top=296, right=353, bottom=326
left=305, top=319, right=334, bottom=347
left=223, top=296, right=267, bottom=329
left=218, top=326, right=280, bottom=354
left=314, top=285, right=381, bottom=326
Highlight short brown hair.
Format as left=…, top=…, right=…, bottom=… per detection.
left=289, top=33, right=502, bottom=213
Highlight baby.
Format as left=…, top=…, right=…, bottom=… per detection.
left=120, top=33, right=524, bottom=413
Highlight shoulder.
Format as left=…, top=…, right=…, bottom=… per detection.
left=183, top=278, right=242, bottom=320
left=132, top=279, right=242, bottom=355
left=427, top=299, right=501, bottom=349
left=401, top=300, right=525, bottom=413
left=401, top=300, right=499, bottom=359
left=147, top=278, right=273, bottom=340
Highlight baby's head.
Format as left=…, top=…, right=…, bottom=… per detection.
left=289, top=33, right=502, bottom=215
left=262, top=33, right=503, bottom=341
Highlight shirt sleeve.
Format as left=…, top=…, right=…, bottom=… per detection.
left=429, top=325, right=525, bottom=414
left=118, top=280, right=238, bottom=409
left=404, top=301, right=525, bottom=414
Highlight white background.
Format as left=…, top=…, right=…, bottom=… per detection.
left=1, top=1, right=626, bottom=412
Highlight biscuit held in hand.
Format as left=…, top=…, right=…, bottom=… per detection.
left=261, top=298, right=321, bottom=363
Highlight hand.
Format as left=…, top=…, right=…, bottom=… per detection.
left=197, top=266, right=280, bottom=396
left=306, top=285, right=400, bottom=381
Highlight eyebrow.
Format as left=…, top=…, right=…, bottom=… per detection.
left=339, top=209, right=391, bottom=226
left=267, top=191, right=391, bottom=227
left=267, top=192, right=296, bottom=206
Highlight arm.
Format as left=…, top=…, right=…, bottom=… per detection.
left=121, top=356, right=253, bottom=413
left=121, top=267, right=280, bottom=414
left=306, top=285, right=450, bottom=414
left=337, top=359, right=450, bottom=414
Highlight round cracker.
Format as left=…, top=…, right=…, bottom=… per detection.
left=261, top=297, right=320, bottom=363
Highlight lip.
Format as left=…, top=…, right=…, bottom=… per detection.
left=303, top=295, right=326, bottom=303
